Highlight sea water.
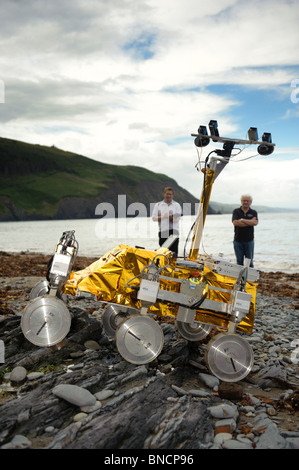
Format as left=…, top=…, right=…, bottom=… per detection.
left=0, top=212, right=298, bottom=273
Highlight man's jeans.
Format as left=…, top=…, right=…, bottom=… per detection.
left=233, top=240, right=254, bottom=267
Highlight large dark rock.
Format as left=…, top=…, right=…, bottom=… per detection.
left=0, top=303, right=215, bottom=449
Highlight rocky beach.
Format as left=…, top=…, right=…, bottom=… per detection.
left=0, top=251, right=298, bottom=450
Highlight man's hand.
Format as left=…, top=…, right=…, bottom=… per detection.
left=233, top=217, right=258, bottom=227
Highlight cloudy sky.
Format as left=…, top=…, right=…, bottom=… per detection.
left=1, top=0, right=299, bottom=208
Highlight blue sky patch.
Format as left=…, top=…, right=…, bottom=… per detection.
left=206, top=83, right=299, bottom=148
left=123, top=32, right=156, bottom=60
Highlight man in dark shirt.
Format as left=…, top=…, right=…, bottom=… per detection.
left=232, top=195, right=258, bottom=268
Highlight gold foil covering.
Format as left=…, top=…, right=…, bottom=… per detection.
left=63, top=245, right=172, bottom=307
left=195, top=266, right=257, bottom=334
left=63, top=245, right=257, bottom=334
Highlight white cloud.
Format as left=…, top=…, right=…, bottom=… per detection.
left=173, top=145, right=299, bottom=209
left=211, top=157, right=299, bottom=209
left=0, top=0, right=298, bottom=210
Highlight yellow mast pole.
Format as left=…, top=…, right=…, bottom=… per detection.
left=188, top=160, right=217, bottom=261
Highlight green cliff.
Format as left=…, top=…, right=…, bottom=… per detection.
left=0, top=137, right=209, bottom=221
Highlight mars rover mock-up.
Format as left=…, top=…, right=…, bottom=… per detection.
left=21, top=121, right=275, bottom=382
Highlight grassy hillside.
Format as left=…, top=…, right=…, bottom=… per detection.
left=0, top=137, right=200, bottom=220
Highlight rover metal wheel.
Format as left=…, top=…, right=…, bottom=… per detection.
left=176, top=320, right=212, bottom=341
left=116, top=315, right=164, bottom=364
left=205, top=333, right=254, bottom=382
left=30, top=280, right=49, bottom=299
left=102, top=303, right=139, bottom=337
left=21, top=295, right=71, bottom=347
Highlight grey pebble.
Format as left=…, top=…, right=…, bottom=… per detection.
left=240, top=405, right=255, bottom=414
left=68, top=363, right=84, bottom=371
left=208, top=404, right=238, bottom=420
left=52, top=384, right=96, bottom=407
left=222, top=439, right=252, bottom=449
left=80, top=401, right=102, bottom=413
left=94, top=389, right=114, bottom=401
left=188, top=389, right=211, bottom=398
left=84, top=340, right=100, bottom=350
left=213, top=432, right=232, bottom=446
left=215, top=418, right=237, bottom=433
left=171, top=384, right=187, bottom=396
left=73, top=413, right=88, bottom=422
left=27, top=371, right=44, bottom=381
left=45, top=426, right=56, bottom=433
left=1, top=434, right=32, bottom=449
left=198, top=373, right=219, bottom=389
left=10, top=366, right=27, bottom=383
